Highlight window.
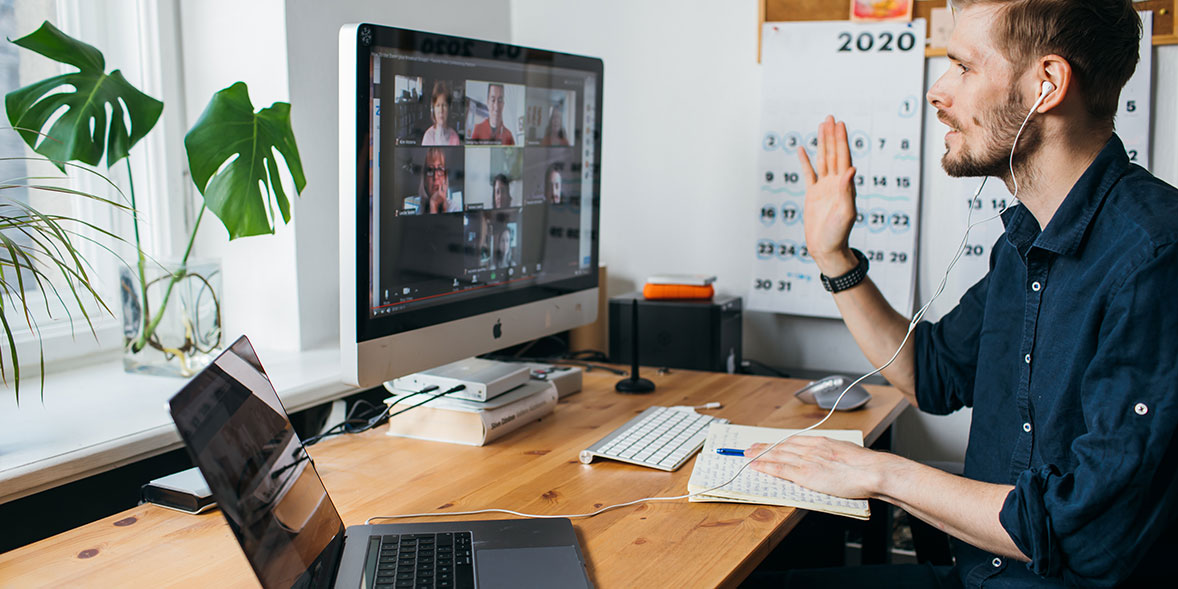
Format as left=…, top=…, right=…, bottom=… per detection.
left=0, top=0, right=189, bottom=379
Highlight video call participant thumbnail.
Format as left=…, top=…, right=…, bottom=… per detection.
left=491, top=220, right=517, bottom=270
left=463, top=210, right=519, bottom=274
left=523, top=150, right=579, bottom=205
left=463, top=146, right=523, bottom=210
left=525, top=87, right=576, bottom=147
left=399, top=147, right=464, bottom=214
left=467, top=82, right=523, bottom=145
left=421, top=80, right=463, bottom=146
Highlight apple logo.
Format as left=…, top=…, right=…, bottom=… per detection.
left=492, top=319, right=503, bottom=339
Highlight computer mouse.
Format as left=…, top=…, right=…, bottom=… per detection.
left=793, top=375, right=871, bottom=411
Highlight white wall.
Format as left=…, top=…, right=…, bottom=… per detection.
left=178, top=0, right=298, bottom=353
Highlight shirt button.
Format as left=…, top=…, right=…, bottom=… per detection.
left=992, top=557, right=1003, bottom=567
left=1031, top=281, right=1042, bottom=292
left=1135, top=403, right=1149, bottom=415
left=1024, top=354, right=1031, bottom=364
left=1023, top=422, right=1032, bottom=433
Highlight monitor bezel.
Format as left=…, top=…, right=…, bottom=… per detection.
left=347, top=23, right=603, bottom=344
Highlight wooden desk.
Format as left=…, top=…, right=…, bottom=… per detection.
left=0, top=368, right=907, bottom=588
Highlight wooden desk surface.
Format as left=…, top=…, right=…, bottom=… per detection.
left=0, top=368, right=907, bottom=588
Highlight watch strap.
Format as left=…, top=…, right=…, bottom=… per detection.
left=820, top=248, right=869, bottom=293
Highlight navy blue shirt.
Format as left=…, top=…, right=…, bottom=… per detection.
left=913, top=135, right=1178, bottom=587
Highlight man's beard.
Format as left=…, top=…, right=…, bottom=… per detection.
left=941, top=88, right=1042, bottom=180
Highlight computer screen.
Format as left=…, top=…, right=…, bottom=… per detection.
left=340, top=24, right=602, bottom=387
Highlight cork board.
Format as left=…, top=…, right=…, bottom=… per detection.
left=758, top=0, right=1176, bottom=60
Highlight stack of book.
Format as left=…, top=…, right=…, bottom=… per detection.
left=384, top=380, right=558, bottom=446
left=643, top=274, right=716, bottom=300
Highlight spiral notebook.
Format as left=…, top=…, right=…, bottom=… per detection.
left=686, top=423, right=871, bottom=520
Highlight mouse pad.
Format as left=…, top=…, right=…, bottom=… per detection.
left=476, top=545, right=590, bottom=588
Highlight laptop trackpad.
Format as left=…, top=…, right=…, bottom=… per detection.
left=476, top=545, right=590, bottom=589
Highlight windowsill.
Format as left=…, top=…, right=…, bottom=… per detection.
left=0, top=345, right=357, bottom=505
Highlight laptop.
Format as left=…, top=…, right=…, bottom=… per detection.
left=168, top=335, right=593, bottom=588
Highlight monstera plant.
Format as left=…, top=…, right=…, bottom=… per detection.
left=5, top=21, right=306, bottom=378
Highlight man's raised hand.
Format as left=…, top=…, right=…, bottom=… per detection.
left=798, top=115, right=859, bottom=276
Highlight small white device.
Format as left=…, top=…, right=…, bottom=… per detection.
left=390, top=357, right=530, bottom=402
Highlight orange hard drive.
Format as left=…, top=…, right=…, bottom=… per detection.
left=642, top=283, right=715, bottom=300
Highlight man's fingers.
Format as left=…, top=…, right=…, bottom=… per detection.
left=797, top=148, right=818, bottom=186
left=842, top=167, right=857, bottom=194
left=823, top=116, right=838, bottom=177
left=836, top=121, right=851, bottom=171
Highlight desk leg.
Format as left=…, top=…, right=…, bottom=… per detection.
left=861, top=426, right=893, bottom=565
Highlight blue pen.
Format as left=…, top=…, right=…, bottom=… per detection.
left=715, top=448, right=745, bottom=456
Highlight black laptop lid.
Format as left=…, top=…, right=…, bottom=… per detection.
left=169, top=336, right=345, bottom=589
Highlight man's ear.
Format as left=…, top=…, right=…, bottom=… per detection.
left=1035, top=54, right=1072, bottom=113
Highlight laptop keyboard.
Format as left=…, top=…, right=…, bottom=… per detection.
left=366, top=531, right=474, bottom=589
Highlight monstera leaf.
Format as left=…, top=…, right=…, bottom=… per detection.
left=184, top=82, right=306, bottom=239
left=4, top=21, right=163, bottom=171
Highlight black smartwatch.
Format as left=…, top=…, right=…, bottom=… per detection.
left=819, top=248, right=869, bottom=293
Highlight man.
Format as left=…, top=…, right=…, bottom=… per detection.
left=545, top=164, right=563, bottom=204
left=469, top=83, right=515, bottom=144
left=748, top=1, right=1178, bottom=586
left=418, top=148, right=460, bottom=214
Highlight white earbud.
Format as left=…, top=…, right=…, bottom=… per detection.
left=1029, top=81, right=1055, bottom=113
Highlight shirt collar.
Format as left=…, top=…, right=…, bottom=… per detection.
left=1002, top=134, right=1129, bottom=257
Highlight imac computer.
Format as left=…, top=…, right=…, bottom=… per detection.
left=339, top=24, right=603, bottom=388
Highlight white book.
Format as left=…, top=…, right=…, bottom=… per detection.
left=687, top=423, right=870, bottom=520
left=645, top=274, right=716, bottom=286
left=384, top=381, right=558, bottom=446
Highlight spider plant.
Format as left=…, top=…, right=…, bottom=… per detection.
left=1, top=144, right=133, bottom=404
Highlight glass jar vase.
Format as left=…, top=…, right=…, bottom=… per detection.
left=120, top=258, right=222, bottom=377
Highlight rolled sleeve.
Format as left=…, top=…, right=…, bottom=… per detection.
left=913, top=271, right=991, bottom=415
left=998, top=244, right=1178, bottom=585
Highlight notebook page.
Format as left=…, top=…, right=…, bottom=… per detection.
left=687, top=424, right=869, bottom=518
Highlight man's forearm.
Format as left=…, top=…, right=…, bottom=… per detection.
left=824, top=266, right=918, bottom=402
left=875, top=455, right=1027, bottom=561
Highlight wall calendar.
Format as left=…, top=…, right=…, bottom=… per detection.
left=750, top=20, right=927, bottom=318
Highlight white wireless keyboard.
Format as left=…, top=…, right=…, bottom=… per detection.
left=579, top=406, right=728, bottom=471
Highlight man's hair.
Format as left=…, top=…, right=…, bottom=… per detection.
left=492, top=173, right=510, bottom=188
left=487, top=83, right=504, bottom=96
left=953, top=0, right=1140, bottom=123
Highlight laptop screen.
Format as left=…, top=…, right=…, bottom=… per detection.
left=169, top=336, right=345, bottom=589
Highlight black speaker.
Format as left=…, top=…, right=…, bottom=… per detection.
left=609, top=293, right=742, bottom=373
